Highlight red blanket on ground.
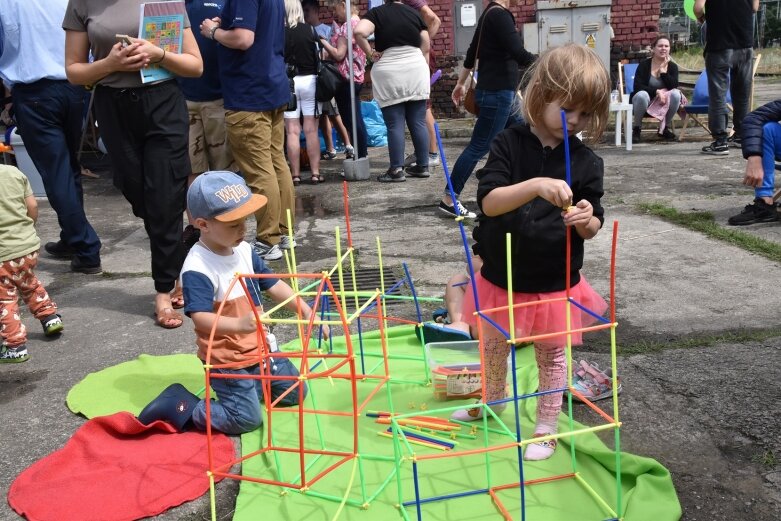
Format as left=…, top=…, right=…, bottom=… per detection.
left=8, top=412, right=234, bottom=521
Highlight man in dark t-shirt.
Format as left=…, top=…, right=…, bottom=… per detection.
left=695, top=0, right=758, bottom=156
left=198, top=0, right=294, bottom=262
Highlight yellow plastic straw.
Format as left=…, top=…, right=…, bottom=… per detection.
left=330, top=456, right=359, bottom=521
left=505, top=233, right=516, bottom=343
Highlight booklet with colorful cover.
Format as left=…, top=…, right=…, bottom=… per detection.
left=138, top=1, right=186, bottom=84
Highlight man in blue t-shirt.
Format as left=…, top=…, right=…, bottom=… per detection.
left=178, top=0, right=236, bottom=253
left=198, top=0, right=294, bottom=263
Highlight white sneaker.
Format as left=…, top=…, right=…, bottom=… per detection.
left=253, top=240, right=283, bottom=261
left=428, top=153, right=441, bottom=167
left=279, top=235, right=297, bottom=250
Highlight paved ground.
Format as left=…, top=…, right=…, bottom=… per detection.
left=1, top=80, right=780, bottom=520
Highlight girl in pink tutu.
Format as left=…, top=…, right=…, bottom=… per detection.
left=451, top=44, right=611, bottom=462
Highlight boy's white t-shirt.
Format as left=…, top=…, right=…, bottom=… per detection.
left=182, top=241, right=278, bottom=366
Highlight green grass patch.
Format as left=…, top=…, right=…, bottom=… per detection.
left=617, top=328, right=781, bottom=355
left=752, top=450, right=779, bottom=470
left=637, top=203, right=781, bottom=263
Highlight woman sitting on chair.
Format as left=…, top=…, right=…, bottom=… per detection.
left=630, top=36, right=682, bottom=142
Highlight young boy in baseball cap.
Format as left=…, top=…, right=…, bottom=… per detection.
left=138, top=171, right=328, bottom=433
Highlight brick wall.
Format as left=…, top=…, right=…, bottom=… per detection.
left=318, top=0, right=660, bottom=118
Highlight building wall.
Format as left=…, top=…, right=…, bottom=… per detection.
left=321, top=0, right=660, bottom=118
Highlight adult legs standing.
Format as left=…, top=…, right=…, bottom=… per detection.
left=705, top=49, right=731, bottom=144
left=94, top=81, right=189, bottom=327
left=334, top=82, right=368, bottom=159
left=728, top=48, right=754, bottom=139
left=12, top=80, right=102, bottom=268
left=440, top=89, right=517, bottom=211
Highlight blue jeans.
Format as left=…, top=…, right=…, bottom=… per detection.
left=446, top=89, right=522, bottom=197
left=12, top=80, right=102, bottom=265
left=380, top=99, right=428, bottom=169
left=191, top=357, right=307, bottom=435
left=705, top=48, right=753, bottom=140
left=334, top=81, right=368, bottom=158
left=755, top=122, right=781, bottom=199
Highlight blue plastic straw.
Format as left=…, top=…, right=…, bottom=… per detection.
left=560, top=110, right=572, bottom=186
left=402, top=487, right=490, bottom=507
left=568, top=297, right=611, bottom=323
left=402, top=262, right=423, bottom=325
left=412, top=460, right=423, bottom=521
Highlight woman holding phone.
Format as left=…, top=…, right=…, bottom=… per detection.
left=63, top=0, right=202, bottom=329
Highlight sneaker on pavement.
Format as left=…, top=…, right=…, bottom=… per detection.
left=70, top=257, right=103, bottom=275
left=405, top=153, right=440, bottom=168
left=701, top=139, right=729, bottom=155
left=45, top=240, right=76, bottom=259
left=377, top=167, right=406, bottom=183
left=321, top=149, right=337, bottom=160
left=437, top=200, right=476, bottom=219
left=345, top=145, right=355, bottom=159
left=727, top=134, right=742, bottom=149
left=405, top=165, right=430, bottom=178
left=727, top=198, right=779, bottom=226
left=41, top=314, right=64, bottom=336
left=279, top=235, right=297, bottom=250
left=0, top=344, right=29, bottom=363
left=254, top=240, right=284, bottom=261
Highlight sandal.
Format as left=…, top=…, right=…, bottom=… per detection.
left=321, top=150, right=337, bottom=160
left=155, top=307, right=183, bottom=329
left=170, top=286, right=184, bottom=309
left=310, top=174, right=323, bottom=184
left=292, top=176, right=301, bottom=186
left=571, top=360, right=621, bottom=402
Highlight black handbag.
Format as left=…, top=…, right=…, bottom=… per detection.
left=312, top=27, right=345, bottom=102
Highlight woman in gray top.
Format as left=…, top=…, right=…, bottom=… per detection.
left=63, top=0, right=202, bottom=329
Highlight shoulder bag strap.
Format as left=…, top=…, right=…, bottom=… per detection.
left=469, top=5, right=501, bottom=87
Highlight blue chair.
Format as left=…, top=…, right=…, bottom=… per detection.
left=679, top=70, right=731, bottom=141
left=622, top=62, right=638, bottom=99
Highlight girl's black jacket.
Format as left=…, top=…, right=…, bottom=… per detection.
left=474, top=124, right=605, bottom=293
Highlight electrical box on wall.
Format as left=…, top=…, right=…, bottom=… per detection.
left=453, top=0, right=484, bottom=56
left=524, top=0, right=613, bottom=70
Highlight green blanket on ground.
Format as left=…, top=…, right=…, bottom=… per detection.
left=67, top=326, right=681, bottom=521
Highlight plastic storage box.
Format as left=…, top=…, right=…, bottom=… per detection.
left=426, top=340, right=510, bottom=401
left=9, top=128, right=46, bottom=197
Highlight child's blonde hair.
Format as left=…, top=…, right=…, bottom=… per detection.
left=521, top=44, right=610, bottom=141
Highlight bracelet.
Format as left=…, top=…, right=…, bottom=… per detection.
left=210, top=25, right=218, bottom=40
left=152, top=48, right=166, bottom=64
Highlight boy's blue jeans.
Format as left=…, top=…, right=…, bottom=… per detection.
left=755, top=122, right=781, bottom=199
left=445, top=88, right=523, bottom=197
left=191, top=357, right=306, bottom=435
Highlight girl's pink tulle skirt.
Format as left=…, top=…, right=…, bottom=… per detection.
left=461, top=272, right=608, bottom=347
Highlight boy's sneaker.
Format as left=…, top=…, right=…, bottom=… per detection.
left=727, top=198, right=779, bottom=226
left=437, top=200, right=476, bottom=219
left=41, top=314, right=64, bottom=336
left=253, top=240, right=283, bottom=261
left=701, top=139, right=729, bottom=155
left=377, top=167, right=406, bottom=183
left=405, top=165, right=430, bottom=178
left=279, top=235, right=297, bottom=250
left=345, top=145, right=355, bottom=159
left=0, top=344, right=29, bottom=363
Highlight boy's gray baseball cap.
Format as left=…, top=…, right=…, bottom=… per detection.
left=187, top=171, right=267, bottom=222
